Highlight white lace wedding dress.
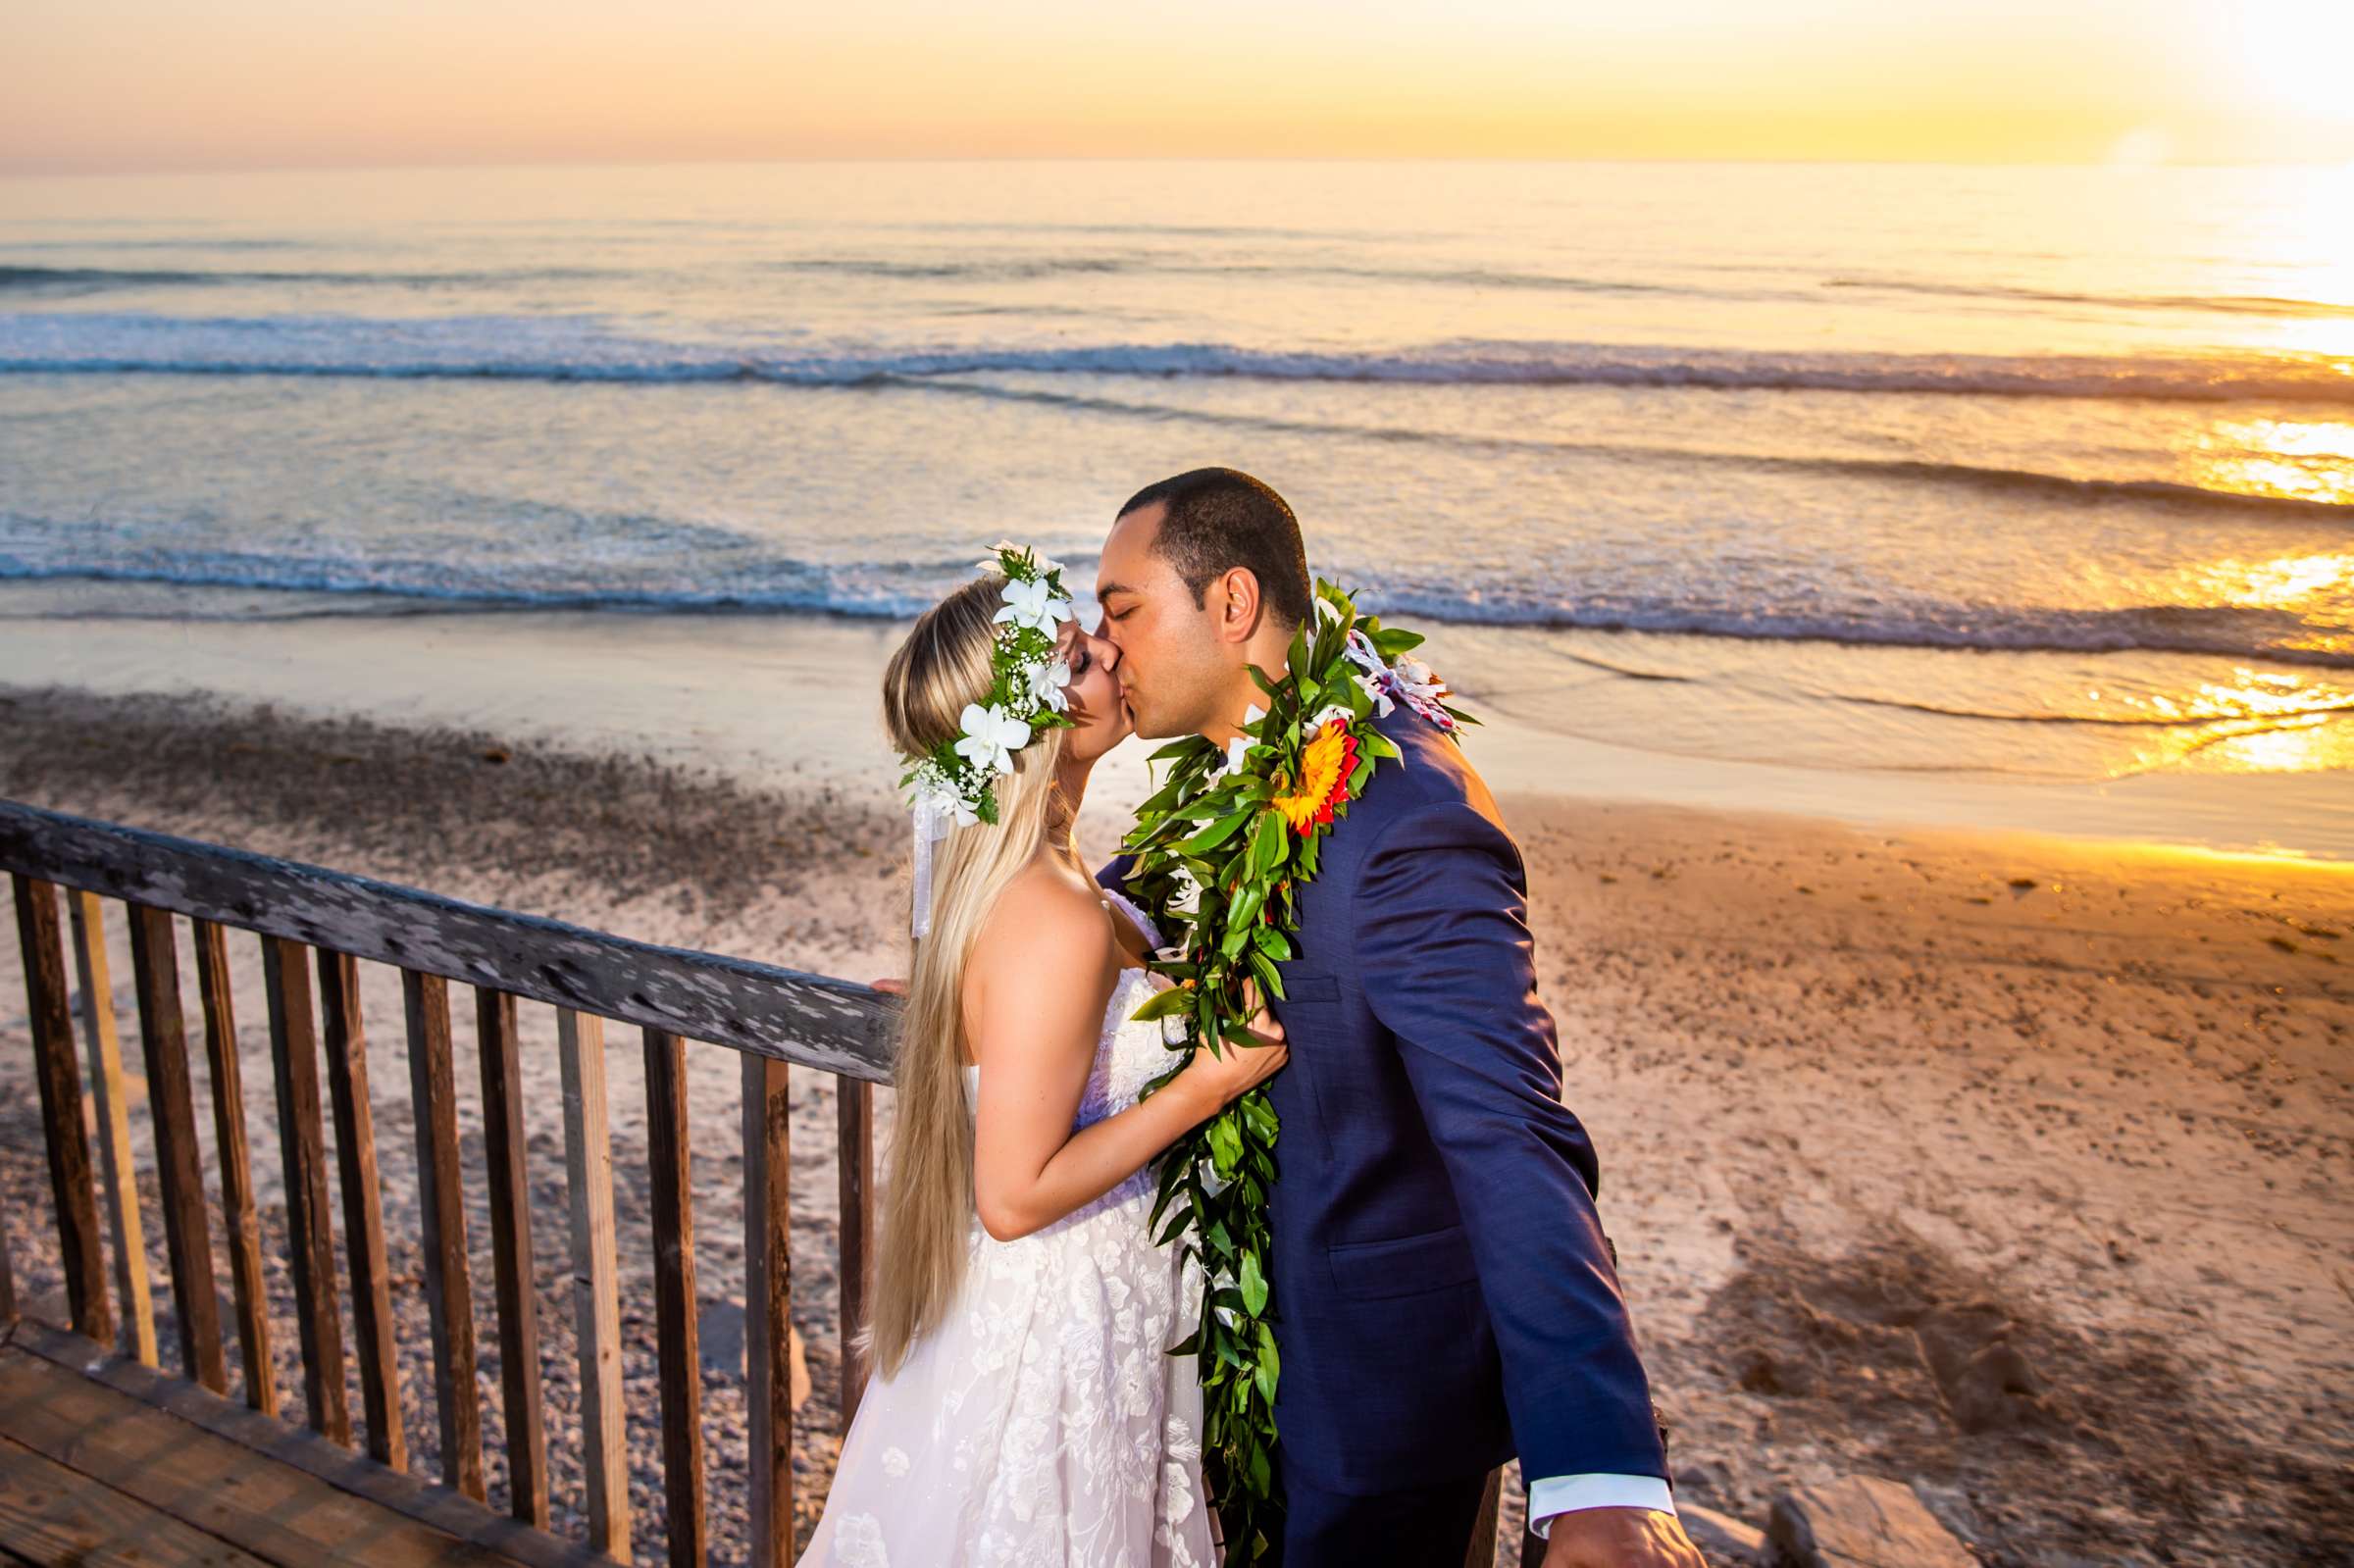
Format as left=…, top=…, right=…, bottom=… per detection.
left=796, top=891, right=1217, bottom=1567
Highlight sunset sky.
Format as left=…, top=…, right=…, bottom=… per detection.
left=8, top=0, right=2354, bottom=175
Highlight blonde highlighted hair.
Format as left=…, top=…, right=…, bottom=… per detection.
left=866, top=574, right=1071, bottom=1377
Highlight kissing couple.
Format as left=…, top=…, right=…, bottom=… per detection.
left=797, top=470, right=1704, bottom=1568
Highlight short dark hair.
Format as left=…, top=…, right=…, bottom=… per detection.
left=1116, top=468, right=1312, bottom=630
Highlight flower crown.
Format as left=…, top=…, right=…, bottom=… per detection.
left=900, top=540, right=1078, bottom=833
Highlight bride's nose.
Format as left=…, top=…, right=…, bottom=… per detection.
left=1093, top=631, right=1121, bottom=671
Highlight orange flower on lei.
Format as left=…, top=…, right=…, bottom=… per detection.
left=1272, top=719, right=1358, bottom=835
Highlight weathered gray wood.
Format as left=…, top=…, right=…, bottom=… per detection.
left=644, top=1028, right=707, bottom=1567
left=0, top=798, right=896, bottom=1080
left=557, top=1008, right=630, bottom=1561
left=403, top=966, right=486, bottom=1502
left=316, top=947, right=408, bottom=1472
left=259, top=934, right=348, bottom=1444
left=191, top=917, right=276, bottom=1416
left=475, top=986, right=549, bottom=1529
left=65, top=889, right=157, bottom=1366
left=743, top=1054, right=792, bottom=1568
left=123, top=903, right=229, bottom=1394
left=12, top=874, right=111, bottom=1344
left=836, top=1077, right=874, bottom=1428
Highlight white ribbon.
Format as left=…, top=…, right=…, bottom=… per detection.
left=909, top=797, right=954, bottom=938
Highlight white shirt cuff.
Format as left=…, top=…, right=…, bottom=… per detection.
left=1525, top=1473, right=1676, bottom=1538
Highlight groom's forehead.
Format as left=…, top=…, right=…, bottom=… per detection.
left=1097, top=502, right=1169, bottom=594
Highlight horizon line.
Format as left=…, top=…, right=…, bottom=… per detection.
left=8, top=150, right=2354, bottom=182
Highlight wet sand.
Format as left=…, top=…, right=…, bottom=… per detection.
left=1, top=684, right=2348, bottom=1565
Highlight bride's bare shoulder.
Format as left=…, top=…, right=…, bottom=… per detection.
left=968, top=859, right=1115, bottom=989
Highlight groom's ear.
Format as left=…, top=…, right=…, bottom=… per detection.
left=1211, top=566, right=1264, bottom=645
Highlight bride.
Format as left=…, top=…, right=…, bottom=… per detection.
left=796, top=546, right=1287, bottom=1566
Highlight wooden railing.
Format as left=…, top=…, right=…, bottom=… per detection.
left=0, top=798, right=895, bottom=1566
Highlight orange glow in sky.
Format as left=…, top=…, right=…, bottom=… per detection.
left=6, top=0, right=2354, bottom=175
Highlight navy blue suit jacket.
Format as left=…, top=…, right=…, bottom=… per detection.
left=1106, top=702, right=1669, bottom=1496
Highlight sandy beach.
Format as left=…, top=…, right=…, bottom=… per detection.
left=1, top=682, right=2349, bottom=1566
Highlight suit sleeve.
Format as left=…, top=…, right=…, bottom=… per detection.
left=1353, top=797, right=1671, bottom=1486
left=1094, top=853, right=1136, bottom=899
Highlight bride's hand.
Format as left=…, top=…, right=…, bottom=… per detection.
left=1177, top=978, right=1288, bottom=1111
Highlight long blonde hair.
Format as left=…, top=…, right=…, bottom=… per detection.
left=869, top=573, right=1072, bottom=1376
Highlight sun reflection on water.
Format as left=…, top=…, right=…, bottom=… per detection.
left=2185, top=420, right=2354, bottom=505
left=2109, top=666, right=2354, bottom=777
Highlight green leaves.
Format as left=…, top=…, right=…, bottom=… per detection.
left=1117, top=576, right=1471, bottom=1561
left=1178, top=809, right=1254, bottom=856
left=1128, top=986, right=1193, bottom=1023
left=1239, top=1251, right=1268, bottom=1316
left=1248, top=808, right=1288, bottom=879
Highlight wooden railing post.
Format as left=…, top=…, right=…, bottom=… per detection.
left=261, top=934, right=349, bottom=1444
left=318, top=948, right=407, bottom=1471
left=67, top=890, right=155, bottom=1365
left=558, top=1007, right=630, bottom=1562
left=404, top=967, right=486, bottom=1501
left=475, top=986, right=549, bottom=1527
left=12, top=873, right=111, bottom=1344
left=193, top=917, right=276, bottom=1416
left=0, top=1186, right=14, bottom=1320
left=125, top=903, right=229, bottom=1393
left=645, top=1028, right=708, bottom=1567
left=836, top=1078, right=874, bottom=1427
left=743, top=1055, right=792, bottom=1568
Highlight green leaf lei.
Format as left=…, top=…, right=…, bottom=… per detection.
left=1120, top=579, right=1475, bottom=1560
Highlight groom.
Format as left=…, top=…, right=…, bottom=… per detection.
left=1096, top=470, right=1704, bottom=1568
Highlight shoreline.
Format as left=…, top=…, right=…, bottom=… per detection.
left=1, top=684, right=2350, bottom=1564
left=2, top=597, right=2346, bottom=865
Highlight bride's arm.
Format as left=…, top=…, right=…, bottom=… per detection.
left=967, top=877, right=1283, bottom=1242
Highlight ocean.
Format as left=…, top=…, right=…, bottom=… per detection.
left=1, top=160, right=2348, bottom=855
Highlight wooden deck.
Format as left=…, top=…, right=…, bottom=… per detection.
left=0, top=1318, right=614, bottom=1568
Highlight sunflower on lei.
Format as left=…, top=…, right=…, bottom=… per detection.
left=1121, top=580, right=1473, bottom=1561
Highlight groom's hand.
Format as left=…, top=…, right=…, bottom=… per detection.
left=1540, top=1507, right=1706, bottom=1568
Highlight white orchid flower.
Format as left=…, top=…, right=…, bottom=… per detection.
left=909, top=767, right=979, bottom=831
left=1314, top=594, right=1344, bottom=626
left=1305, top=703, right=1353, bottom=733
left=934, top=780, right=981, bottom=828
left=995, top=576, right=1074, bottom=635
left=1354, top=669, right=1396, bottom=718
left=953, top=701, right=1031, bottom=776
left=1028, top=654, right=1073, bottom=713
